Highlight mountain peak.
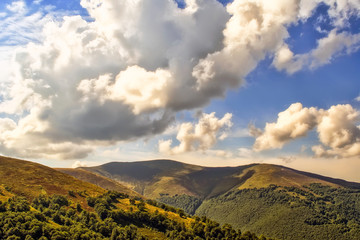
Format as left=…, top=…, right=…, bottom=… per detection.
left=80, top=159, right=360, bottom=200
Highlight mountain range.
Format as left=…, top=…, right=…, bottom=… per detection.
left=64, top=159, right=360, bottom=240
left=1, top=156, right=360, bottom=239
left=0, top=156, right=264, bottom=240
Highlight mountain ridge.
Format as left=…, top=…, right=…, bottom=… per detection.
left=1, top=156, right=267, bottom=240
left=79, top=159, right=360, bottom=200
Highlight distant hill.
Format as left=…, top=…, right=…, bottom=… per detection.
left=81, top=159, right=360, bottom=199
left=79, top=159, right=360, bottom=239
left=57, top=168, right=142, bottom=198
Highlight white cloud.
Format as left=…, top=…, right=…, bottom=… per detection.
left=193, top=0, right=301, bottom=94
left=273, top=0, right=360, bottom=73
left=159, top=112, right=232, bottom=154
left=238, top=147, right=255, bottom=158
left=314, top=104, right=360, bottom=157
left=72, top=160, right=88, bottom=168
left=274, top=31, right=360, bottom=74
left=0, top=1, right=73, bottom=48
left=253, top=102, right=360, bottom=158
left=77, top=66, right=174, bottom=114
left=34, top=0, right=43, bottom=5
left=1, top=0, right=360, bottom=160
left=253, top=103, right=320, bottom=151
left=6, top=1, right=26, bottom=14
left=213, top=150, right=233, bottom=158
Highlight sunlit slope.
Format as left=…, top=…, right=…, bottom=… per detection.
left=0, top=156, right=105, bottom=200
left=81, top=159, right=360, bottom=199
left=57, top=168, right=142, bottom=197
left=81, top=160, right=248, bottom=199
left=235, top=164, right=354, bottom=189
left=0, top=156, right=266, bottom=240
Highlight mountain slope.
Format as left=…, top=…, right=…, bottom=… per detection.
left=81, top=159, right=360, bottom=200
left=79, top=159, right=360, bottom=239
left=195, top=184, right=360, bottom=240
left=57, top=168, right=141, bottom=198
left=0, top=156, right=105, bottom=201
left=0, top=156, right=265, bottom=240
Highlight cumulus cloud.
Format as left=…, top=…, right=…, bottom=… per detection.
left=253, top=103, right=320, bottom=151
left=0, top=0, right=229, bottom=159
left=159, top=112, right=232, bottom=154
left=313, top=104, right=360, bottom=157
left=77, top=66, right=173, bottom=114
left=0, top=0, right=360, bottom=159
left=253, top=103, right=360, bottom=158
left=193, top=0, right=300, bottom=94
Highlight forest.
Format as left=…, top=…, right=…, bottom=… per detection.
left=0, top=191, right=270, bottom=240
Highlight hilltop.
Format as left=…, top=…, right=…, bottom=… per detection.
left=0, top=156, right=105, bottom=206
left=80, top=159, right=360, bottom=200
left=76, top=159, right=360, bottom=239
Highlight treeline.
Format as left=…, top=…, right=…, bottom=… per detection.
left=0, top=191, right=270, bottom=240
left=157, top=194, right=202, bottom=215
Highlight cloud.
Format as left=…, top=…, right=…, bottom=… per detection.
left=279, top=156, right=296, bottom=164
left=273, top=30, right=360, bottom=73
left=253, top=103, right=360, bottom=158
left=33, top=0, right=43, bottom=5
left=0, top=1, right=74, bottom=48
left=6, top=1, right=26, bottom=14
left=193, top=0, right=301, bottom=94
left=0, top=0, right=229, bottom=159
left=1, top=0, right=360, bottom=159
left=238, top=147, right=255, bottom=158
left=248, top=123, right=263, bottom=138
left=253, top=103, right=320, bottom=151
left=77, top=65, right=173, bottom=114
left=314, top=104, right=360, bottom=158
left=72, top=160, right=88, bottom=168
left=159, top=112, right=232, bottom=154
left=273, top=0, right=360, bottom=73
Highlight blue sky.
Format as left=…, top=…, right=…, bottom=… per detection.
left=1, top=0, right=360, bottom=181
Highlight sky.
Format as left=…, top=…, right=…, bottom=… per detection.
left=0, top=0, right=360, bottom=182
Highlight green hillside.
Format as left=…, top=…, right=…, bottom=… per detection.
left=81, top=160, right=360, bottom=200
left=0, top=156, right=105, bottom=207
left=79, top=159, right=360, bottom=239
left=0, top=156, right=267, bottom=240
left=196, top=184, right=360, bottom=239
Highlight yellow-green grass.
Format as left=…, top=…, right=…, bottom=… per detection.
left=81, top=160, right=360, bottom=201
left=57, top=168, right=141, bottom=198
left=0, top=156, right=105, bottom=204
left=237, top=164, right=341, bottom=190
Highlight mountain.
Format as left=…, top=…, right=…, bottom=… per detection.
left=0, top=156, right=265, bottom=240
left=79, top=159, right=360, bottom=239
left=80, top=159, right=360, bottom=199
left=56, top=168, right=141, bottom=198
